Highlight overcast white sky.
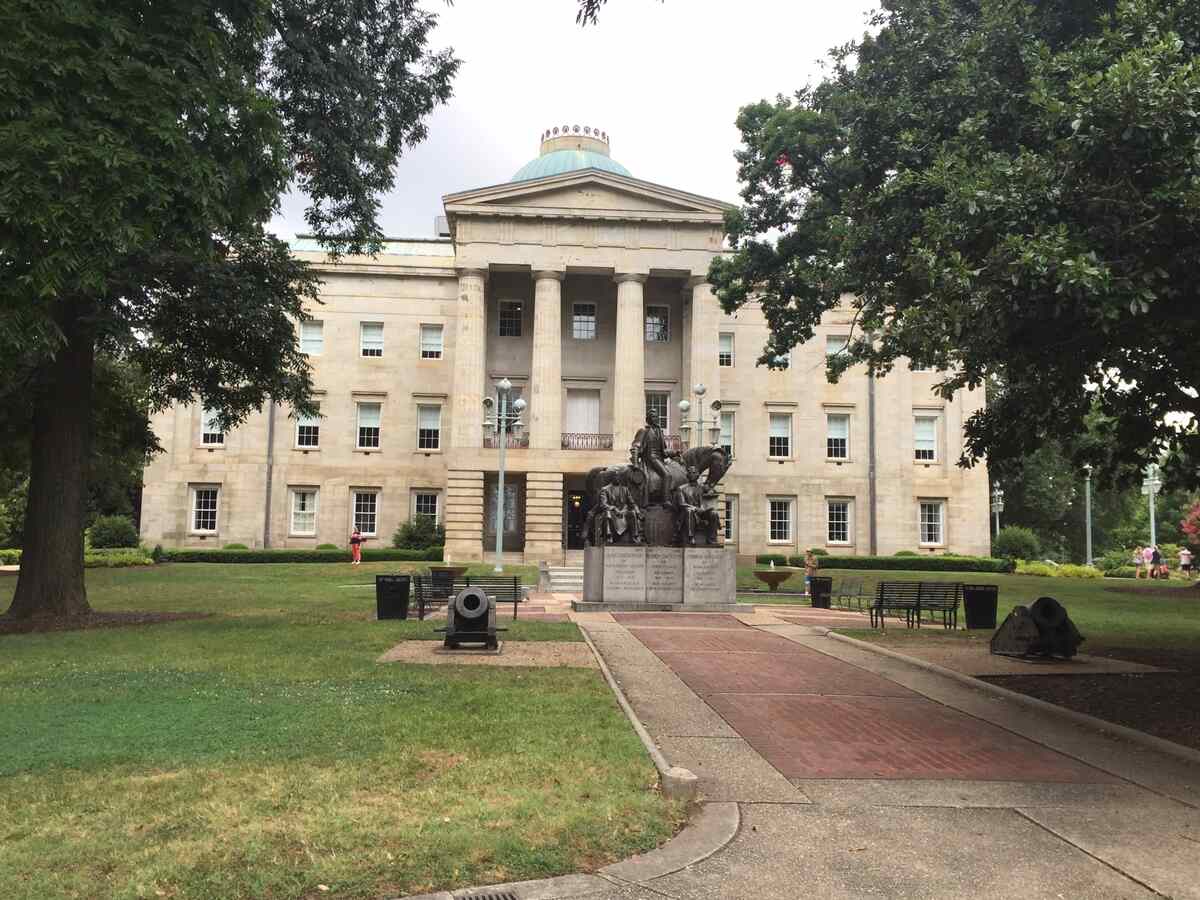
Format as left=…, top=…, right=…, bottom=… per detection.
left=271, top=0, right=877, bottom=239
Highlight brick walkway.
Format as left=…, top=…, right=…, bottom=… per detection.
left=619, top=613, right=1112, bottom=783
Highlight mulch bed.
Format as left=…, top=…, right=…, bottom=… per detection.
left=0, top=611, right=212, bottom=636
left=983, top=644, right=1200, bottom=752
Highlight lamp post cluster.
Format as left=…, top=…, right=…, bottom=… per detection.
left=483, top=377, right=526, bottom=573
left=677, top=382, right=723, bottom=448
left=1083, top=463, right=1093, bottom=566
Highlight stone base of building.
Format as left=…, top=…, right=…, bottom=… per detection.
left=574, top=543, right=739, bottom=611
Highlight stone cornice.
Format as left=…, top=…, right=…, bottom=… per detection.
left=532, top=269, right=565, bottom=282
left=613, top=273, right=648, bottom=285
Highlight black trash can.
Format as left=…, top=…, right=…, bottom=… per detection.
left=962, top=583, right=999, bottom=630
left=809, top=576, right=833, bottom=610
left=375, top=575, right=411, bottom=620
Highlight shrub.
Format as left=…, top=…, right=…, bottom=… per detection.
left=151, top=544, right=165, bottom=563
left=1105, top=566, right=1137, bottom=579
left=992, top=526, right=1040, bottom=561
left=1016, top=560, right=1058, bottom=577
left=816, top=554, right=1015, bottom=573
left=84, top=550, right=153, bottom=568
left=392, top=516, right=446, bottom=550
left=160, top=546, right=444, bottom=563
left=316, top=543, right=339, bottom=550
left=1057, top=564, right=1103, bottom=579
left=808, top=547, right=829, bottom=556
left=223, top=542, right=249, bottom=550
left=89, top=515, right=139, bottom=549
left=894, top=550, right=919, bottom=557
left=1097, top=548, right=1134, bottom=573
left=0, top=548, right=21, bottom=565
left=755, top=554, right=789, bottom=566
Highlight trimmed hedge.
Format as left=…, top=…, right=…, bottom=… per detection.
left=160, top=546, right=444, bottom=563
left=0, top=548, right=21, bottom=565
left=755, top=554, right=789, bottom=566
left=816, top=554, right=1015, bottom=573
left=85, top=550, right=154, bottom=568
left=1105, top=566, right=1137, bottom=579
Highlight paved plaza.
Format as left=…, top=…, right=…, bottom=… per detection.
left=407, top=606, right=1200, bottom=900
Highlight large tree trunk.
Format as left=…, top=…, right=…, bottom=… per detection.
left=4, top=305, right=95, bottom=620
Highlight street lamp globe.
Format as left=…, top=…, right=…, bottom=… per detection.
left=511, top=397, right=526, bottom=414
left=678, top=399, right=691, bottom=415
left=496, top=377, right=512, bottom=393
left=694, top=383, right=707, bottom=398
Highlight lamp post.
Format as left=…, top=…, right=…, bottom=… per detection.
left=677, top=382, right=723, bottom=449
left=1083, top=463, right=1094, bottom=566
left=990, top=484, right=1004, bottom=536
left=1142, top=463, right=1162, bottom=547
left=484, top=378, right=526, bottom=573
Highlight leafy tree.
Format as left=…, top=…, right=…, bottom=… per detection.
left=1182, top=501, right=1200, bottom=550
left=392, top=517, right=446, bottom=550
left=0, top=1, right=457, bottom=619
left=710, top=0, right=1200, bottom=487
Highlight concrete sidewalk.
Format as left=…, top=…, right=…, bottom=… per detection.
left=406, top=609, right=1200, bottom=900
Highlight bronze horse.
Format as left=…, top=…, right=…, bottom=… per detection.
left=585, top=445, right=729, bottom=507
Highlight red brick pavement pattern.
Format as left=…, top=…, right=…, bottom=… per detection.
left=656, top=650, right=916, bottom=698
left=627, top=615, right=1113, bottom=784
left=612, top=613, right=747, bottom=629
left=629, top=627, right=799, bottom=654
left=705, top=693, right=1114, bottom=782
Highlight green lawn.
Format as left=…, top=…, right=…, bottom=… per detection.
left=815, top=568, right=1200, bottom=657
left=0, top=563, right=681, bottom=900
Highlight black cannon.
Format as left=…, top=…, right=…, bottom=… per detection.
left=990, top=596, right=1084, bottom=659
left=435, top=586, right=504, bottom=650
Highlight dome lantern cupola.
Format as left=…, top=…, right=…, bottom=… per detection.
left=510, top=124, right=632, bottom=182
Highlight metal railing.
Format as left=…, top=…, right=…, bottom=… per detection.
left=483, top=431, right=529, bottom=449
left=666, top=434, right=688, bottom=453
left=561, top=433, right=614, bottom=451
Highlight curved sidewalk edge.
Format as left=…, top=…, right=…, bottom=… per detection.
left=578, top=622, right=699, bottom=801
left=825, top=629, right=1200, bottom=770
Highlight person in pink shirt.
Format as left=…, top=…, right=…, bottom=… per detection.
left=1142, top=545, right=1154, bottom=578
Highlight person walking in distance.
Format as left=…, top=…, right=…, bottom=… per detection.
left=804, top=549, right=818, bottom=595
left=1179, top=546, right=1194, bottom=579
left=1142, top=544, right=1155, bottom=579
left=350, top=528, right=365, bottom=565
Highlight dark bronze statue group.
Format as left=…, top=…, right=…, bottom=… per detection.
left=584, top=411, right=729, bottom=548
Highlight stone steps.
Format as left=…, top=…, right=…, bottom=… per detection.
left=548, top=565, right=584, bottom=592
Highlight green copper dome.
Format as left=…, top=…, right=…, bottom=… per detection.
left=511, top=126, right=631, bottom=182
left=511, top=149, right=631, bottom=182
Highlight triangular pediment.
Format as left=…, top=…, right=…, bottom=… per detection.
left=443, top=169, right=731, bottom=221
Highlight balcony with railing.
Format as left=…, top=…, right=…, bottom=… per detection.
left=483, top=431, right=529, bottom=449
left=561, top=433, right=614, bottom=451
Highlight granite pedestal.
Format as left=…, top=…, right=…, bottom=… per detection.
left=572, top=543, right=744, bottom=612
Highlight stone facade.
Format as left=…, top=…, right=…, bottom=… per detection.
left=140, top=128, right=990, bottom=561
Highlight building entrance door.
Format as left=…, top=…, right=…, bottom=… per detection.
left=565, top=491, right=591, bottom=550
left=483, top=473, right=525, bottom=553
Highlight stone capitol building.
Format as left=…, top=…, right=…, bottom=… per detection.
left=140, top=125, right=991, bottom=563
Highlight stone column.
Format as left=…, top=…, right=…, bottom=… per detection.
left=612, top=273, right=647, bottom=451
left=524, top=471, right=564, bottom=566
left=444, top=469, right=485, bottom=562
left=451, top=268, right=488, bottom=449
left=687, top=277, right=722, bottom=418
left=529, top=270, right=564, bottom=450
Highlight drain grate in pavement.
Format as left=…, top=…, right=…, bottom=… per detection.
left=465, top=893, right=518, bottom=900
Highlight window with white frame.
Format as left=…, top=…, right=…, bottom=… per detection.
left=769, top=497, right=793, bottom=543
left=498, top=301, right=523, bottom=337
left=769, top=413, right=792, bottom=458
left=826, top=413, right=849, bottom=460
left=720, top=411, right=735, bottom=458
left=191, top=486, right=219, bottom=533
left=417, top=404, right=441, bottom=450
left=360, top=322, right=384, bottom=357
left=290, top=487, right=318, bottom=536
left=413, top=490, right=439, bottom=523
left=644, top=392, right=669, bottom=431
left=644, top=305, right=669, bottom=343
left=356, top=402, right=381, bottom=449
left=353, top=490, right=379, bottom=536
left=572, top=303, right=597, bottom=340
left=300, top=320, right=324, bottom=355
left=724, top=496, right=737, bottom=542
left=919, top=500, right=944, bottom=545
left=201, top=408, right=224, bottom=446
left=914, top=415, right=938, bottom=461
left=826, top=334, right=849, bottom=356
left=827, top=498, right=851, bottom=544
left=718, top=333, right=734, bottom=367
left=420, top=324, right=443, bottom=359
left=296, top=404, right=320, bottom=448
